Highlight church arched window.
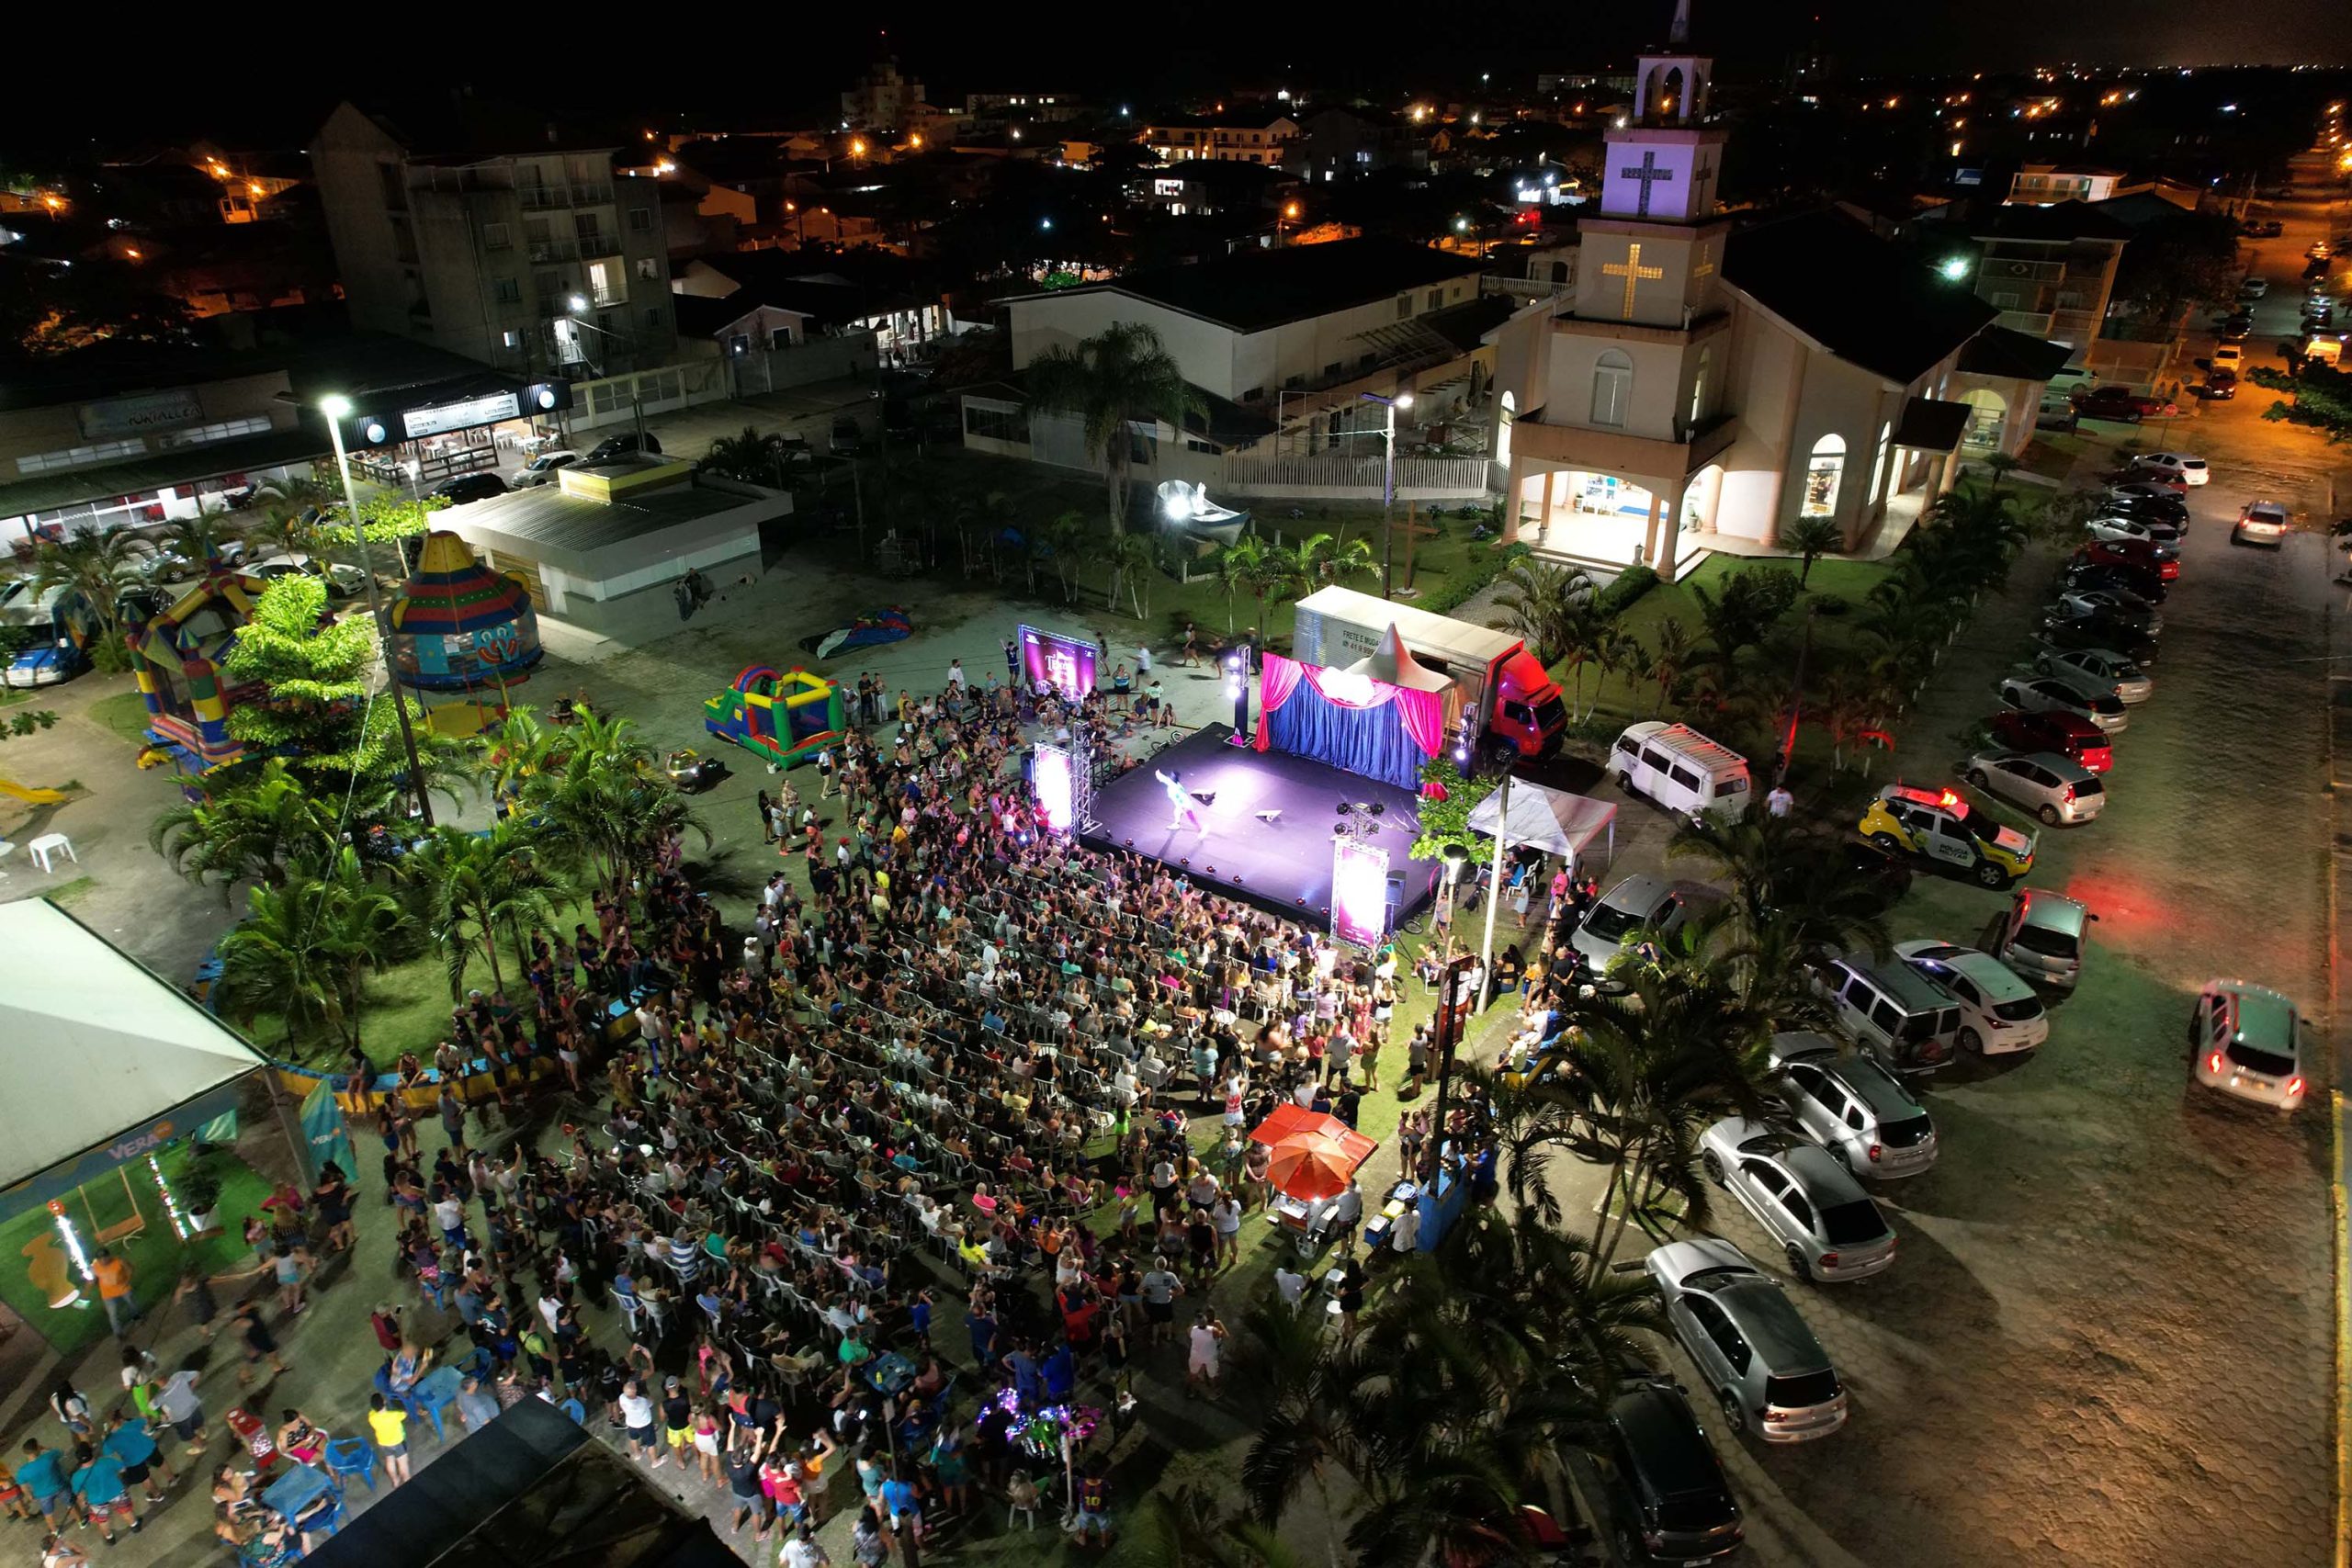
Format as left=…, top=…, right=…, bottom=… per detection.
left=1802, top=434, right=1846, bottom=518
left=1591, top=350, right=1634, bottom=428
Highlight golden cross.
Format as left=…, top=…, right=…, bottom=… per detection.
left=1693, top=242, right=1715, bottom=278
left=1600, top=243, right=1664, bottom=319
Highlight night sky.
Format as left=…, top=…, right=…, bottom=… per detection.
left=6, top=1, right=2347, bottom=153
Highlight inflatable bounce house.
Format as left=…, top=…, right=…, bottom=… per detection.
left=125, top=567, right=263, bottom=772
left=387, top=532, right=543, bottom=692
left=705, top=665, right=845, bottom=770
left=797, top=605, right=912, bottom=660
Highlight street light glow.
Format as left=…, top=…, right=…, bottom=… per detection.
left=320, top=394, right=353, bottom=419
left=1940, top=255, right=1972, bottom=281
left=569, top=294, right=589, bottom=313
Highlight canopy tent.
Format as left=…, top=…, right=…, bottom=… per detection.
left=1349, top=623, right=1453, bottom=694
left=0, top=899, right=269, bottom=1222
left=1467, top=777, right=1617, bottom=872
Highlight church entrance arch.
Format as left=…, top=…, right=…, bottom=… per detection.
left=1680, top=464, right=1724, bottom=536
left=1958, top=388, right=2008, bottom=455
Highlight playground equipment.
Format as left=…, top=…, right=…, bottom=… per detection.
left=0, top=778, right=68, bottom=806
left=386, top=532, right=543, bottom=692
left=123, top=567, right=263, bottom=772
left=797, top=605, right=912, bottom=660
left=703, top=665, right=845, bottom=771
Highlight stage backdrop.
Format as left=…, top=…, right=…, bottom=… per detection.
left=1253, top=655, right=1444, bottom=791
left=1019, top=626, right=1098, bottom=705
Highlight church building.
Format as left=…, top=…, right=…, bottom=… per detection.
left=1496, top=9, right=2072, bottom=580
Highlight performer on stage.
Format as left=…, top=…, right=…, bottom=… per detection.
left=1156, top=768, right=1205, bottom=832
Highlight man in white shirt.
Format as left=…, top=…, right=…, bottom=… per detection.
left=1186, top=1310, right=1226, bottom=1396
left=1389, top=1204, right=1422, bottom=1257
left=1273, top=1263, right=1308, bottom=1312
left=1329, top=1180, right=1363, bottom=1252
left=947, top=659, right=967, bottom=690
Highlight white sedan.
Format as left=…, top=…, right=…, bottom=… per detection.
left=2132, top=452, right=2208, bottom=487
left=2085, top=514, right=2181, bottom=547
left=1897, top=941, right=2051, bottom=1055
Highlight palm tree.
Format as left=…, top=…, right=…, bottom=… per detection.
left=1035, top=509, right=1088, bottom=604
left=483, top=705, right=562, bottom=808
left=1105, top=531, right=1157, bottom=620
left=215, top=848, right=412, bottom=1053
left=1782, top=515, right=1842, bottom=588
left=519, top=709, right=709, bottom=899
left=1216, top=535, right=1269, bottom=635
left=401, top=821, right=567, bottom=998
left=1023, top=322, right=1205, bottom=534
left=29, top=525, right=152, bottom=646
left=701, top=425, right=789, bottom=485
left=1648, top=616, right=1695, bottom=715
left=245, top=503, right=315, bottom=565
left=1486, top=557, right=1595, bottom=664
left=149, top=761, right=341, bottom=900
left=153, top=512, right=245, bottom=575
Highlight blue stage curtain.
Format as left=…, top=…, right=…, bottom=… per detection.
left=1264, top=677, right=1425, bottom=790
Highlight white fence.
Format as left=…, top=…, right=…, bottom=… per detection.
left=569, top=331, right=881, bottom=430
left=1219, top=454, right=1491, bottom=502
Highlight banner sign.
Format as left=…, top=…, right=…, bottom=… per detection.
left=0, top=1078, right=249, bottom=1224
left=1019, top=625, right=1098, bottom=705
left=1331, top=839, right=1390, bottom=949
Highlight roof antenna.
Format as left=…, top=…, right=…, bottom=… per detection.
left=1668, top=0, right=1691, bottom=46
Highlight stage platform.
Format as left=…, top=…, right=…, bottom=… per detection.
left=1080, top=726, right=1432, bottom=927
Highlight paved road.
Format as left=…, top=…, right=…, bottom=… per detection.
left=1625, top=198, right=2348, bottom=1565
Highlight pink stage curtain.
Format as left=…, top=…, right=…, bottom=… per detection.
left=1251, top=654, right=1308, bottom=750
left=1389, top=684, right=1446, bottom=759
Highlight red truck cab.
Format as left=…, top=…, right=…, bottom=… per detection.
left=1489, top=650, right=1567, bottom=758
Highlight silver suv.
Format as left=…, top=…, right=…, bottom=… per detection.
left=1765, top=1032, right=1938, bottom=1179
left=1700, top=1117, right=1899, bottom=1283
left=1645, top=1238, right=1848, bottom=1443
left=1570, top=874, right=1688, bottom=971
left=1982, top=887, right=2096, bottom=990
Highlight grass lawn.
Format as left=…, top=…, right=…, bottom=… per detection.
left=86, top=690, right=156, bottom=747
left=0, top=1141, right=270, bottom=1357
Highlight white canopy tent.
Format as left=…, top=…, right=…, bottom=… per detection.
left=1467, top=776, right=1617, bottom=872
left=0, top=898, right=270, bottom=1220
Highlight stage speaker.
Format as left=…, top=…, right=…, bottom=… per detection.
left=1385, top=874, right=1407, bottom=908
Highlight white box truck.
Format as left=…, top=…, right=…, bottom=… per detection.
left=1291, top=585, right=1567, bottom=762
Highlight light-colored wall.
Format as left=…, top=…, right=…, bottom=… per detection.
left=0, top=371, right=295, bottom=472
left=310, top=105, right=413, bottom=340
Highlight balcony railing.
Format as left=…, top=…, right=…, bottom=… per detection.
left=1996, top=309, right=2056, bottom=335
left=576, top=231, right=621, bottom=260
left=517, top=183, right=614, bottom=210
left=527, top=239, right=579, bottom=263
left=590, top=287, right=626, bottom=309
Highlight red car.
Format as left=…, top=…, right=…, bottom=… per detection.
left=2075, top=538, right=2179, bottom=581
left=1990, top=708, right=2113, bottom=773
left=2073, top=385, right=2169, bottom=422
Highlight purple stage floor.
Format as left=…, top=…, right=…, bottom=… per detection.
left=1081, top=728, right=1433, bottom=926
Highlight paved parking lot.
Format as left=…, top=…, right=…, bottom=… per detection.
left=1614, top=210, right=2347, bottom=1566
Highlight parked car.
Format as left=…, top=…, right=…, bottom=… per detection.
left=2103, top=482, right=2189, bottom=517
left=1699, top=1118, right=1899, bottom=1283
left=1602, top=1377, right=1745, bottom=1563
left=582, top=432, right=662, bottom=464
left=2074, top=540, right=2178, bottom=584
left=2188, top=980, right=2311, bottom=1114
left=1896, top=941, right=2052, bottom=1055
left=1962, top=749, right=2109, bottom=828
left=1988, top=705, right=2114, bottom=773
left=2233, top=499, right=2290, bottom=548
left=2098, top=493, right=2190, bottom=530
left=1997, top=672, right=2129, bottom=735
left=430, top=472, right=508, bottom=506
left=830, top=414, right=865, bottom=455
left=1840, top=838, right=1915, bottom=913
left=245, top=555, right=369, bottom=600
left=2083, top=514, right=2183, bottom=550
left=3, top=640, right=88, bottom=689
left=2049, top=588, right=2162, bottom=636
left=2037, top=609, right=2159, bottom=668
left=1645, top=1239, right=1849, bottom=1442
left=1857, top=781, right=2036, bottom=888
left=1980, top=886, right=2096, bottom=991
left=2031, top=644, right=2151, bottom=704
left=1765, top=1033, right=1938, bottom=1178
left=2211, top=342, right=2245, bottom=372
left=2066, top=565, right=2172, bottom=609
left=2073, top=385, right=2164, bottom=422
left=507, top=449, right=579, bottom=489
left=1571, top=874, right=1689, bottom=970
left=2217, top=316, right=2253, bottom=342
left=2205, top=367, right=2239, bottom=400
left=2033, top=403, right=2080, bottom=433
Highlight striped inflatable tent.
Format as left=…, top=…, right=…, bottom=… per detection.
left=387, top=531, right=543, bottom=692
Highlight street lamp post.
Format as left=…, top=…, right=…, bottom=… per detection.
left=320, top=394, right=435, bottom=828
left=1360, top=391, right=1415, bottom=598
left=1474, top=770, right=1513, bottom=1008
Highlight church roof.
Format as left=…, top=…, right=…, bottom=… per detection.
left=1724, top=209, right=1997, bottom=386
left=1959, top=325, right=2075, bottom=383
left=1957, top=198, right=2134, bottom=243
left=1889, top=396, right=1974, bottom=452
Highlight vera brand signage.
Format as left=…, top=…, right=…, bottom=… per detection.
left=402, top=391, right=521, bottom=439
left=78, top=388, right=204, bottom=439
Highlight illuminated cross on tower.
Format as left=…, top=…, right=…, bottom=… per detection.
left=1619, top=150, right=1677, bottom=216
left=1600, top=243, right=1664, bottom=320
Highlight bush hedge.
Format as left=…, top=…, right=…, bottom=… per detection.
left=1417, top=541, right=1532, bottom=616
left=1592, top=563, right=1658, bottom=620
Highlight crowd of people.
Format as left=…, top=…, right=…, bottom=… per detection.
left=3, top=634, right=1534, bottom=1567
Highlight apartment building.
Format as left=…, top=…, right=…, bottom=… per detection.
left=1138, top=114, right=1300, bottom=166
left=311, top=101, right=679, bottom=381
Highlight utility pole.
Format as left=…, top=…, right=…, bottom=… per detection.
left=1475, top=771, right=1511, bottom=1008
left=1424, top=951, right=1478, bottom=1184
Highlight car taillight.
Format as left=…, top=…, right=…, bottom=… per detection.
left=2287, top=1077, right=2306, bottom=1099
left=1867, top=1144, right=1883, bottom=1164
left=2062, top=784, right=2075, bottom=801
left=1763, top=1408, right=1792, bottom=1423
left=2207, top=1050, right=2224, bottom=1074
left=1818, top=1253, right=1838, bottom=1270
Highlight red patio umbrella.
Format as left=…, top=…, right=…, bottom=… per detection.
left=1248, top=1106, right=1376, bottom=1201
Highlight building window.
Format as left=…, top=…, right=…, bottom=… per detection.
left=1869, top=420, right=1893, bottom=504
left=1590, top=350, right=1634, bottom=428
left=628, top=209, right=653, bottom=232
left=635, top=257, right=659, bottom=280
left=645, top=307, right=663, bottom=327
left=483, top=221, right=512, bottom=250
left=157, top=416, right=274, bottom=450
left=1688, top=345, right=1710, bottom=428
left=1396, top=295, right=1412, bottom=320
left=963, top=400, right=1029, bottom=443
left=1425, top=288, right=1442, bottom=311
left=492, top=277, right=522, bottom=304
left=17, top=436, right=148, bottom=474
left=1803, top=434, right=1847, bottom=518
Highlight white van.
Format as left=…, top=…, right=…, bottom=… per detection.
left=1611, top=721, right=1753, bottom=822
